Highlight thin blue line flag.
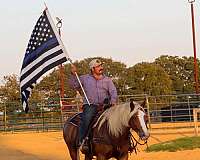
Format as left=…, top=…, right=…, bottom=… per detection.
left=20, top=8, right=69, bottom=113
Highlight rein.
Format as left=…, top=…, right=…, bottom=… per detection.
left=130, top=131, right=148, bottom=154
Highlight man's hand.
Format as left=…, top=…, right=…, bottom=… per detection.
left=71, top=64, right=77, bottom=75
left=111, top=103, right=116, bottom=107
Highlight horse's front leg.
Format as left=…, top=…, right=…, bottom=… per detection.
left=84, top=153, right=93, bottom=160
left=96, top=154, right=106, bottom=160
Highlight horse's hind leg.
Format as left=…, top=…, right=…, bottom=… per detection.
left=68, top=148, right=80, bottom=160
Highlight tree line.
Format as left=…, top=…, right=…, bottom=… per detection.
left=0, top=55, right=200, bottom=105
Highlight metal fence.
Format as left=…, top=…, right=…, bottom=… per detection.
left=0, top=94, right=200, bottom=134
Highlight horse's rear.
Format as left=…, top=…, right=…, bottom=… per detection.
left=63, top=114, right=80, bottom=160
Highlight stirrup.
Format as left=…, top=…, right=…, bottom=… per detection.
left=79, top=139, right=89, bottom=154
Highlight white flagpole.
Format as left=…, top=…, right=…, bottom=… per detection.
left=45, top=6, right=91, bottom=105
left=68, top=60, right=91, bottom=106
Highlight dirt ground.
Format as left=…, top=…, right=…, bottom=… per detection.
left=0, top=131, right=200, bottom=160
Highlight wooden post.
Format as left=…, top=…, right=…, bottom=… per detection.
left=4, top=104, right=6, bottom=132
left=146, top=96, right=151, bottom=130
left=193, top=108, right=200, bottom=136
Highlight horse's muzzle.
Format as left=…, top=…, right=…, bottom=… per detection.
left=139, top=131, right=150, bottom=140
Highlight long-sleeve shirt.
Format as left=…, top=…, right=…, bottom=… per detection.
left=69, top=74, right=118, bottom=105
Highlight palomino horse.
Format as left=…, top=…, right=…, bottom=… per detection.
left=63, top=100, right=150, bottom=160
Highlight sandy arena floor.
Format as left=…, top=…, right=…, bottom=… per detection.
left=0, top=131, right=200, bottom=160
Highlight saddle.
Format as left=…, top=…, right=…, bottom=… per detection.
left=69, top=97, right=111, bottom=127
left=68, top=100, right=112, bottom=154
left=68, top=110, right=102, bottom=154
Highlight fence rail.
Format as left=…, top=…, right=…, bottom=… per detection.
left=0, top=94, right=200, bottom=134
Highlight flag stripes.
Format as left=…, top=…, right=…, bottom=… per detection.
left=21, top=38, right=59, bottom=69
left=20, top=8, right=69, bottom=112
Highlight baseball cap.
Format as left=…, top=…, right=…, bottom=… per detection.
left=89, top=59, right=104, bottom=69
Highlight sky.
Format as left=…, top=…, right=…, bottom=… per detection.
left=1, top=0, right=200, bottom=81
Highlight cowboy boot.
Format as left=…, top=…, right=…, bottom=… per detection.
left=80, top=137, right=89, bottom=154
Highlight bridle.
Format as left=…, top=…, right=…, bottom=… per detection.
left=129, top=132, right=148, bottom=154
left=129, top=106, right=149, bottom=154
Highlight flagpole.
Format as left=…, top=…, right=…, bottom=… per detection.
left=45, top=7, right=91, bottom=105
left=68, top=59, right=91, bottom=106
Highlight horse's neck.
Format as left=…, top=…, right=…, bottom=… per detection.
left=93, top=120, right=130, bottom=143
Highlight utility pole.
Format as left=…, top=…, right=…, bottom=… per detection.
left=56, top=17, right=65, bottom=98
left=188, top=0, right=199, bottom=93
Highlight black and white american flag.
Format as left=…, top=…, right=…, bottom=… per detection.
left=20, top=8, right=69, bottom=113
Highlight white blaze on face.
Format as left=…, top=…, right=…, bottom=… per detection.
left=138, top=110, right=149, bottom=137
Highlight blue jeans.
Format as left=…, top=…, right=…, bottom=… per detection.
left=79, top=104, right=97, bottom=143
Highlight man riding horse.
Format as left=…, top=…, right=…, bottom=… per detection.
left=69, top=59, right=119, bottom=153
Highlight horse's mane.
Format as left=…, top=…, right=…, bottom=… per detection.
left=95, top=101, right=140, bottom=137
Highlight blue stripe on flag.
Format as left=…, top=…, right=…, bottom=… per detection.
left=21, top=57, right=67, bottom=91
left=22, top=38, right=58, bottom=69
left=20, top=49, right=63, bottom=81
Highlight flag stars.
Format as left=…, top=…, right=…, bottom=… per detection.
left=25, top=13, right=56, bottom=53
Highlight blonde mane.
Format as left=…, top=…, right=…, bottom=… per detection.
left=95, top=102, right=140, bottom=137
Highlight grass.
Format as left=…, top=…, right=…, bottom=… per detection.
left=146, top=136, right=200, bottom=152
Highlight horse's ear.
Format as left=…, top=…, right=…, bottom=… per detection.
left=140, top=99, right=146, bottom=107
left=130, top=99, right=135, bottom=111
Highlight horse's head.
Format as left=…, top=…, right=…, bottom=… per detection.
left=128, top=100, right=150, bottom=140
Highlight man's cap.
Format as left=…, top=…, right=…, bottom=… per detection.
left=89, top=59, right=104, bottom=69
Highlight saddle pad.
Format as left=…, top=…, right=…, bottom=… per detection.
left=68, top=112, right=82, bottom=126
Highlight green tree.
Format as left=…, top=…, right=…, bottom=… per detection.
left=155, top=55, right=199, bottom=93
left=37, top=57, right=127, bottom=99
left=0, top=74, right=20, bottom=102
left=124, top=62, right=172, bottom=96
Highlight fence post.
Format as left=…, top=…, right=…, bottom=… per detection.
left=60, top=98, right=64, bottom=129
left=193, top=108, right=199, bottom=136
left=4, top=103, right=6, bottom=132
left=146, top=96, right=151, bottom=130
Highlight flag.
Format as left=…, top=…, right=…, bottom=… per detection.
left=20, top=8, right=69, bottom=113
